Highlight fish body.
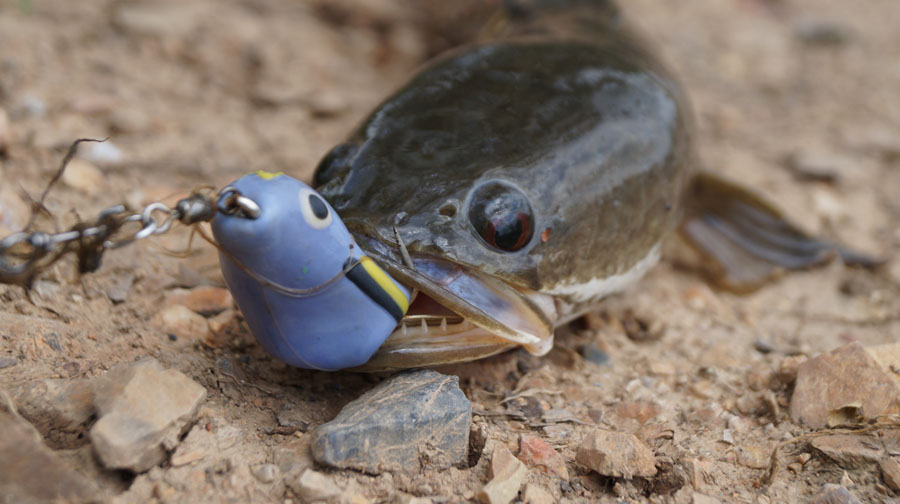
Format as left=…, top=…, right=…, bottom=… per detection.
left=212, top=1, right=868, bottom=371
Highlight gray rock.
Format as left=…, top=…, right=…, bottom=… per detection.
left=0, top=408, right=101, bottom=503
left=12, top=378, right=96, bottom=445
left=90, top=358, right=207, bottom=472
left=810, top=484, right=862, bottom=504
left=0, top=356, right=16, bottom=369
left=811, top=434, right=883, bottom=469
left=311, top=369, right=471, bottom=473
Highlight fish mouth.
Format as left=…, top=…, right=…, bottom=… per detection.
left=356, top=251, right=558, bottom=371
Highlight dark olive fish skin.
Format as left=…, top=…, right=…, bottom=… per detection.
left=315, top=3, right=693, bottom=302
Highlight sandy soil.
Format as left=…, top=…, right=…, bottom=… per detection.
left=0, top=0, right=898, bottom=502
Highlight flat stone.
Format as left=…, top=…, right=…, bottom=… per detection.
left=0, top=409, right=101, bottom=502
left=478, top=444, right=527, bottom=504
left=90, top=358, right=207, bottom=472
left=809, top=484, right=862, bottom=504
left=518, top=434, right=568, bottom=481
left=311, top=370, right=471, bottom=473
left=522, top=483, right=554, bottom=504
left=290, top=468, right=342, bottom=503
left=11, top=378, right=96, bottom=444
left=811, top=434, right=883, bottom=469
left=0, top=356, right=16, bottom=369
left=790, top=343, right=900, bottom=428
left=576, top=429, right=657, bottom=479
left=165, top=286, right=233, bottom=316
left=881, top=457, right=900, bottom=492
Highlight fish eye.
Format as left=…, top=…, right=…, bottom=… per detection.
left=467, top=181, right=534, bottom=252
left=299, top=188, right=333, bottom=230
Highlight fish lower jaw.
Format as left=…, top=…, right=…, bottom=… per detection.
left=394, top=315, right=478, bottom=339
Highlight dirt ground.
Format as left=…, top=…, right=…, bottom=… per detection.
left=1, top=0, right=899, bottom=502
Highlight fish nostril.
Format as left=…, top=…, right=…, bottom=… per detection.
left=438, top=203, right=457, bottom=217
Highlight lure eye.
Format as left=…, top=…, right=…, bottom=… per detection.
left=299, top=188, right=333, bottom=230
left=467, top=181, right=534, bottom=252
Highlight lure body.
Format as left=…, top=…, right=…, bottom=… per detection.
left=211, top=172, right=409, bottom=370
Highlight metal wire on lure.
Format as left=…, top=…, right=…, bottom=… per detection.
left=0, top=142, right=355, bottom=297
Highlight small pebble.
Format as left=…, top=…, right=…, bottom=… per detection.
left=106, top=273, right=134, bottom=304
left=810, top=484, right=861, bottom=504
left=522, top=483, right=554, bottom=504
left=0, top=107, right=12, bottom=153
left=290, top=469, right=342, bottom=503
left=0, top=356, right=17, bottom=369
left=790, top=343, right=900, bottom=428
left=575, top=429, right=657, bottom=478
left=478, top=444, right=527, bottom=504
left=82, top=140, right=124, bottom=166
left=578, top=344, right=610, bottom=365
left=253, top=463, right=279, bottom=484
left=153, top=305, right=210, bottom=342
left=518, top=434, right=569, bottom=481
left=165, top=286, right=233, bottom=316
left=90, top=358, right=207, bottom=472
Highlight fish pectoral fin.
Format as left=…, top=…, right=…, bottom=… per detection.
left=678, top=172, right=882, bottom=292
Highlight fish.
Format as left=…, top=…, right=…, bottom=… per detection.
left=213, top=0, right=876, bottom=371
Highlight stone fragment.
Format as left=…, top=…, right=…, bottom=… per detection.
left=165, top=286, right=233, bottom=316
left=737, top=444, right=770, bottom=470
left=575, top=429, right=657, bottom=479
left=478, top=444, right=527, bottom=504
left=206, top=309, right=237, bottom=348
left=153, top=305, right=210, bottom=341
left=685, top=457, right=715, bottom=491
left=522, top=483, right=554, bottom=504
left=90, top=358, right=207, bottom=472
left=106, top=272, right=134, bottom=304
left=881, top=457, right=900, bottom=492
left=614, top=400, right=662, bottom=424
left=291, top=468, right=342, bottom=503
left=253, top=463, right=279, bottom=484
left=0, top=356, right=16, bottom=369
left=311, top=370, right=471, bottom=473
left=518, top=434, right=568, bottom=480
left=11, top=378, right=95, bottom=443
left=0, top=107, right=11, bottom=154
left=0, top=409, right=101, bottom=502
left=61, top=158, right=105, bottom=195
left=790, top=343, right=900, bottom=428
left=811, top=435, right=883, bottom=469
left=809, top=484, right=862, bottom=504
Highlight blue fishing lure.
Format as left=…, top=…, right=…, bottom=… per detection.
left=211, top=171, right=410, bottom=370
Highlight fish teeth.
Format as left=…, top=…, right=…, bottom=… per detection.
left=401, top=321, right=408, bottom=337
left=421, top=318, right=428, bottom=334
left=440, top=317, right=447, bottom=332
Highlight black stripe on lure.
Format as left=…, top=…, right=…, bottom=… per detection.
left=211, top=171, right=410, bottom=371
